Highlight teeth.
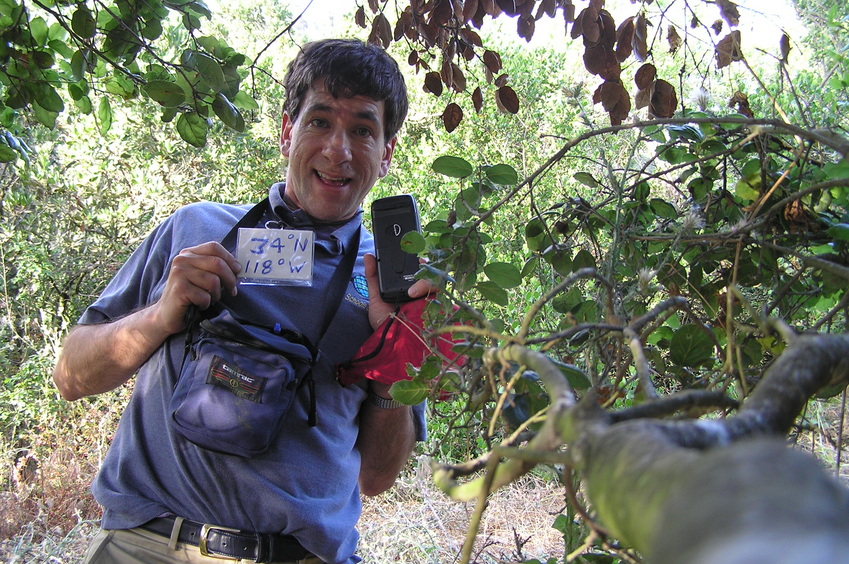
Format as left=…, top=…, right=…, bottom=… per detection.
left=317, top=171, right=350, bottom=185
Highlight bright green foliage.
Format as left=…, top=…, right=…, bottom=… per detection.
left=0, top=0, right=255, bottom=146
left=0, top=31, right=281, bottom=506
left=0, top=0, right=848, bottom=560
left=412, top=114, right=849, bottom=388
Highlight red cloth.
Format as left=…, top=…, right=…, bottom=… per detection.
left=336, top=298, right=464, bottom=386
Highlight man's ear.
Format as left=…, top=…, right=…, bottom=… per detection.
left=280, top=113, right=293, bottom=157
left=378, top=136, right=398, bottom=178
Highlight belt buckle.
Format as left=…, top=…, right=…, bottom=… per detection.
left=198, top=523, right=255, bottom=562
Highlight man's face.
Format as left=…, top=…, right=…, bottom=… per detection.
left=280, top=80, right=397, bottom=222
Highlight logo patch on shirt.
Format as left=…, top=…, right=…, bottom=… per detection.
left=207, top=355, right=266, bottom=402
left=352, top=274, right=369, bottom=298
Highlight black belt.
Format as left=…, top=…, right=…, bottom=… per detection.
left=141, top=516, right=311, bottom=562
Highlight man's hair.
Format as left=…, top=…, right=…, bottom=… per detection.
left=283, top=39, right=409, bottom=140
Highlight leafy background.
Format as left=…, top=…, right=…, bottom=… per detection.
left=1, top=0, right=848, bottom=561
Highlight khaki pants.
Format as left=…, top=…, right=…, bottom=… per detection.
left=82, top=527, right=324, bottom=564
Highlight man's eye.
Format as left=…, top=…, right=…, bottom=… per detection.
left=355, top=126, right=373, bottom=137
left=309, top=118, right=328, bottom=128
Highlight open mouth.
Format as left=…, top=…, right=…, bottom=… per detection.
left=316, top=171, right=352, bottom=187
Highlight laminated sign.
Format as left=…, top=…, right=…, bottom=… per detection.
left=236, top=228, right=314, bottom=286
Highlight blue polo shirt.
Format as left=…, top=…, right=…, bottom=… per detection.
left=79, top=183, right=425, bottom=564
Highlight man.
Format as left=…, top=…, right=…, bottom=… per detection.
left=53, top=39, right=430, bottom=564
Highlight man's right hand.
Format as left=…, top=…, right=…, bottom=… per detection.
left=53, top=241, right=241, bottom=400
left=154, top=242, right=242, bottom=335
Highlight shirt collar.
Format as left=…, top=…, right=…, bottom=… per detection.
left=267, top=182, right=363, bottom=255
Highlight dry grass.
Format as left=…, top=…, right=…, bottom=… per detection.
left=0, top=450, right=567, bottom=564
left=0, top=447, right=102, bottom=563
left=793, top=396, right=849, bottom=485
left=359, top=455, right=565, bottom=563
left=3, top=396, right=847, bottom=563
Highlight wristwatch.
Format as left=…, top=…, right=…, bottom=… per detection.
left=368, top=392, right=405, bottom=409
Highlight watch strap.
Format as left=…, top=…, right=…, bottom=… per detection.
left=368, top=392, right=405, bottom=409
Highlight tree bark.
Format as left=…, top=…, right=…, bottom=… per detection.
left=572, top=334, right=849, bottom=563
left=439, top=334, right=849, bottom=563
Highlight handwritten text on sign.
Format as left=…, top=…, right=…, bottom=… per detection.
left=236, top=228, right=314, bottom=286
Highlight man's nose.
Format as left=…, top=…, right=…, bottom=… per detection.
left=324, top=129, right=352, bottom=163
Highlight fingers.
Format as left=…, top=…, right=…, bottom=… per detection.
left=176, top=242, right=241, bottom=298
left=364, top=253, right=379, bottom=294
left=409, top=257, right=437, bottom=299
left=158, top=243, right=241, bottom=330
left=364, top=253, right=395, bottom=330
left=407, top=278, right=435, bottom=299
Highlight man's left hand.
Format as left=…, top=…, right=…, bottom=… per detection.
left=363, top=253, right=433, bottom=331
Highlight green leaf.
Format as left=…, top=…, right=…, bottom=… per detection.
left=485, top=163, right=518, bottom=185
left=49, top=38, right=73, bottom=59
left=70, top=50, right=87, bottom=81
left=688, top=176, right=713, bottom=201
left=417, top=357, right=442, bottom=380
left=141, top=18, right=163, bottom=41
left=72, top=6, right=96, bottom=38
left=741, top=158, right=761, bottom=179
left=5, top=84, right=30, bottom=109
left=176, top=111, right=208, bottom=147
left=32, top=50, right=54, bottom=69
left=552, top=514, right=573, bottom=535
left=221, top=65, right=242, bottom=98
left=553, top=360, right=591, bottom=389
left=97, top=97, right=112, bottom=135
left=390, top=379, right=428, bottom=405
left=735, top=178, right=759, bottom=202
left=30, top=16, right=49, bottom=46
left=160, top=107, right=178, bottom=122
left=48, top=20, right=66, bottom=41
left=827, top=223, right=849, bottom=242
left=669, top=324, right=713, bottom=367
left=460, top=185, right=482, bottom=212
left=183, top=50, right=226, bottom=93
left=233, top=90, right=259, bottom=111
left=144, top=64, right=170, bottom=81
left=400, top=230, right=425, bottom=254
left=186, top=0, right=212, bottom=19
left=659, top=146, right=696, bottom=164
left=0, top=144, right=17, bottom=162
left=432, top=155, right=473, bottom=178
left=550, top=248, right=571, bottom=276
left=33, top=83, right=64, bottom=113
left=105, top=72, right=137, bottom=98
left=524, top=218, right=549, bottom=252
left=211, top=92, right=245, bottom=131
left=572, top=249, right=596, bottom=271
left=520, top=256, right=539, bottom=278
left=196, top=54, right=225, bottom=92
left=634, top=181, right=650, bottom=201
left=104, top=26, right=143, bottom=59
left=824, top=159, right=849, bottom=179
left=195, top=35, right=220, bottom=54
left=650, top=198, right=677, bottom=220
left=484, top=261, right=522, bottom=289
left=574, top=171, right=599, bottom=188
left=74, top=95, right=92, bottom=114
left=476, top=280, right=509, bottom=306
left=667, top=123, right=704, bottom=142
left=144, top=80, right=186, bottom=107
left=32, top=99, right=58, bottom=128
left=700, top=138, right=728, bottom=155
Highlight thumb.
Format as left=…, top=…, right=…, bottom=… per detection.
left=364, top=253, right=379, bottom=298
